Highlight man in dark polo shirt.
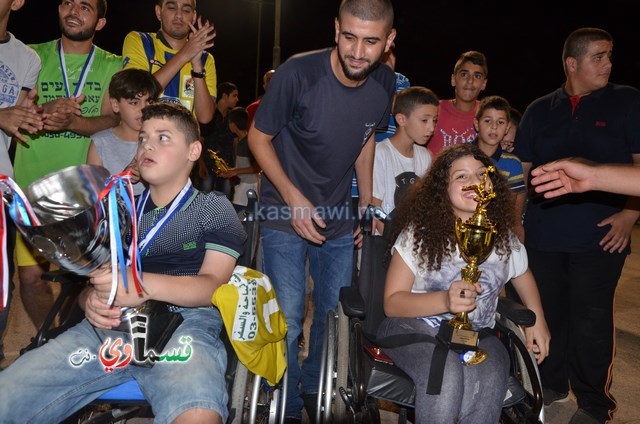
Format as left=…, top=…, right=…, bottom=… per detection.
left=514, top=27, right=640, bottom=424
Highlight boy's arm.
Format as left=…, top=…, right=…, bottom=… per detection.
left=90, top=250, right=237, bottom=308
left=86, top=140, right=103, bottom=166
left=42, top=92, right=118, bottom=137
left=355, top=134, right=375, bottom=211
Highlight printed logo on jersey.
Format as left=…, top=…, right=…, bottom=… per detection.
left=363, top=122, right=376, bottom=144
left=394, top=171, right=419, bottom=207
left=0, top=61, right=20, bottom=107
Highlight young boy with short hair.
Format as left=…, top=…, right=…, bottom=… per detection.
left=87, top=68, right=163, bottom=194
left=372, top=86, right=438, bottom=233
left=218, top=106, right=261, bottom=212
left=473, top=95, right=526, bottom=241
left=0, top=102, right=247, bottom=424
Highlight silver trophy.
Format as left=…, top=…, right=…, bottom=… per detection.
left=2, top=164, right=181, bottom=365
left=14, top=164, right=126, bottom=274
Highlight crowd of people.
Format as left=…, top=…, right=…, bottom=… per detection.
left=0, top=0, right=638, bottom=423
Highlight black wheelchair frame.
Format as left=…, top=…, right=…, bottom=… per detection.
left=317, top=205, right=544, bottom=424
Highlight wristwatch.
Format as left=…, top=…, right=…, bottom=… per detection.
left=191, top=69, right=206, bottom=79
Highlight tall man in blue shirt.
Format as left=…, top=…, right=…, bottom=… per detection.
left=248, top=0, right=396, bottom=420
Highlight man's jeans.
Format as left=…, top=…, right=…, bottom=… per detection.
left=261, top=227, right=353, bottom=418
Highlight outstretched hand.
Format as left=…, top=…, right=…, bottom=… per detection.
left=530, top=157, right=595, bottom=198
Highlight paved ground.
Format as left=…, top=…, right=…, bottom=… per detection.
left=2, top=226, right=640, bottom=423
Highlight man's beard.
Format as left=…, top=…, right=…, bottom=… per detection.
left=59, top=19, right=96, bottom=42
left=337, top=51, right=381, bottom=82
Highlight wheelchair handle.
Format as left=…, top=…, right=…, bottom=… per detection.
left=360, top=204, right=390, bottom=235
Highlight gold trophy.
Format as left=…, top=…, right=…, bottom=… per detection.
left=438, top=165, right=497, bottom=365
left=207, top=149, right=231, bottom=174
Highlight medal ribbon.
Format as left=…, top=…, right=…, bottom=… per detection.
left=57, top=40, right=96, bottom=98
left=98, top=172, right=143, bottom=305
left=135, top=180, right=193, bottom=257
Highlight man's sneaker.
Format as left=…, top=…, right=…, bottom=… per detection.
left=543, top=388, right=570, bottom=406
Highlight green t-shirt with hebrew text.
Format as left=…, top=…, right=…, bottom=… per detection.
left=14, top=39, right=122, bottom=188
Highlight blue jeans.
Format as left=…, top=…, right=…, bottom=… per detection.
left=261, top=227, right=353, bottom=418
left=0, top=307, right=228, bottom=423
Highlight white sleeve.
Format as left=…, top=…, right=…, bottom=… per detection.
left=23, top=47, right=41, bottom=90
left=391, top=228, right=418, bottom=276
left=372, top=143, right=387, bottom=201
left=507, top=237, right=529, bottom=280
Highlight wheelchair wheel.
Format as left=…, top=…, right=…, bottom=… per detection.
left=499, top=318, right=545, bottom=424
left=228, top=360, right=287, bottom=424
left=335, top=303, right=349, bottom=420
left=321, top=310, right=337, bottom=423
left=319, top=306, right=350, bottom=423
left=229, top=361, right=250, bottom=423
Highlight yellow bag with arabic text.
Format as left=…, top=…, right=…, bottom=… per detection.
left=212, top=266, right=287, bottom=386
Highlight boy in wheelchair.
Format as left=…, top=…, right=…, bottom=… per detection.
left=377, top=144, right=550, bottom=423
left=0, top=102, right=247, bottom=423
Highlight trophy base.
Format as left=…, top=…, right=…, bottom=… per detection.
left=93, top=301, right=184, bottom=368
left=437, top=319, right=479, bottom=352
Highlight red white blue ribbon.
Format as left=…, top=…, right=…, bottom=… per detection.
left=0, top=175, right=41, bottom=309
left=98, top=171, right=143, bottom=306
left=0, top=198, right=7, bottom=310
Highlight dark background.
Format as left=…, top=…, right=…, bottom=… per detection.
left=9, top=0, right=640, bottom=113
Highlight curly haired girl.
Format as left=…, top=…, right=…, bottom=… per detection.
left=378, top=143, right=549, bottom=423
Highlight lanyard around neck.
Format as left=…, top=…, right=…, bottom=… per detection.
left=57, top=39, right=95, bottom=98
left=135, top=180, right=194, bottom=255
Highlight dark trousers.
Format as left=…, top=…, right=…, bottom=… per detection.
left=527, top=247, right=626, bottom=422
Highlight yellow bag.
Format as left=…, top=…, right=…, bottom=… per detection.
left=211, top=266, right=287, bottom=386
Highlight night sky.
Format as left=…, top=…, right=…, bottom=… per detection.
left=8, top=0, right=640, bottom=113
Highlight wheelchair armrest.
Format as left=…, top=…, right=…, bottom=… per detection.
left=497, top=297, right=536, bottom=327
left=339, top=286, right=365, bottom=318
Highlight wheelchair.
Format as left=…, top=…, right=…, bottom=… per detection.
left=19, top=189, right=288, bottom=424
left=316, top=205, right=544, bottom=424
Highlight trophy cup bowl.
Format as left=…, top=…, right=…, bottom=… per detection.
left=11, top=165, right=164, bottom=337
left=17, top=164, right=126, bottom=275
